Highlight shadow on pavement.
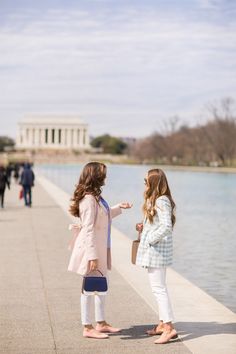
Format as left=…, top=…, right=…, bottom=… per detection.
left=175, top=321, right=236, bottom=341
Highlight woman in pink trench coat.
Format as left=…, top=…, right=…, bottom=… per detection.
left=68, top=162, right=132, bottom=339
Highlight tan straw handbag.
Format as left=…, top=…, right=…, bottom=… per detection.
left=131, top=232, right=141, bottom=264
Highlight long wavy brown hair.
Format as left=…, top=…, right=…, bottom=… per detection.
left=69, top=162, right=107, bottom=217
left=143, top=168, right=176, bottom=226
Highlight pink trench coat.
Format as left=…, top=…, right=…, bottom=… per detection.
left=68, top=194, right=122, bottom=276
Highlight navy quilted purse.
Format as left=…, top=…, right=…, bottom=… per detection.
left=82, top=270, right=108, bottom=295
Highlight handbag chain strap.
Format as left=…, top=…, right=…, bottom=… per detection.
left=85, top=269, right=104, bottom=277
left=137, top=231, right=141, bottom=241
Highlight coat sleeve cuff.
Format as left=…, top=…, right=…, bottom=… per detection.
left=87, top=248, right=98, bottom=261
left=110, top=204, right=122, bottom=219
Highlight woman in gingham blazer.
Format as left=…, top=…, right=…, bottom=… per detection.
left=136, top=168, right=178, bottom=344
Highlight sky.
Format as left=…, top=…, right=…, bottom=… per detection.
left=0, top=0, right=236, bottom=138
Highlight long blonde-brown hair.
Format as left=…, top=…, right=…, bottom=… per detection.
left=143, top=168, right=176, bottom=226
left=69, top=162, right=107, bottom=217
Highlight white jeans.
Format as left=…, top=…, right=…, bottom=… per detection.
left=81, top=294, right=106, bottom=325
left=148, top=267, right=174, bottom=323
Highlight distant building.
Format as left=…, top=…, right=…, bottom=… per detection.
left=16, top=114, right=90, bottom=150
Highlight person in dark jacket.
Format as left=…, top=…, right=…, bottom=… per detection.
left=13, top=163, right=20, bottom=183
left=6, top=164, right=12, bottom=186
left=20, top=163, right=35, bottom=207
left=0, top=166, right=10, bottom=208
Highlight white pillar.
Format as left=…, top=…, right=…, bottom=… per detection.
left=77, top=129, right=80, bottom=147
left=26, top=128, right=29, bottom=146
left=61, top=129, right=66, bottom=146
left=85, top=129, right=89, bottom=147
left=32, top=128, right=35, bottom=146
left=41, top=128, right=45, bottom=147
left=25, top=128, right=28, bottom=146
left=35, top=128, right=38, bottom=147
left=73, top=128, right=77, bottom=148
left=31, top=128, right=34, bottom=146
left=69, top=129, right=72, bottom=148
left=40, top=128, right=42, bottom=146
left=29, top=128, right=33, bottom=147
left=32, top=128, right=35, bottom=145
left=48, top=128, right=52, bottom=145
left=83, top=129, right=86, bottom=147
left=79, top=129, right=84, bottom=147
left=66, top=129, right=69, bottom=147
left=67, top=129, right=72, bottom=148
left=38, top=128, right=41, bottom=147
left=66, top=129, right=70, bottom=147
left=26, top=128, right=30, bottom=146
left=55, top=128, right=59, bottom=146
left=70, top=129, right=73, bottom=148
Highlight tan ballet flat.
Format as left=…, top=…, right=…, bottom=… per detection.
left=154, top=329, right=178, bottom=344
left=146, top=325, right=164, bottom=336
left=96, top=322, right=121, bottom=333
left=83, top=328, right=109, bottom=339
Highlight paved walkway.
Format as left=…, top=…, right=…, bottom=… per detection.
left=0, top=182, right=191, bottom=354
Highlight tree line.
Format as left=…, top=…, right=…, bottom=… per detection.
left=129, top=98, right=236, bottom=167
left=0, top=136, right=15, bottom=152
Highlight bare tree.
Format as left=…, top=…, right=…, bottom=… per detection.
left=160, top=116, right=181, bottom=136
left=203, top=98, right=236, bottom=165
left=131, top=133, right=166, bottom=163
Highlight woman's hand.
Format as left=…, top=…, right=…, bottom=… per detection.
left=119, top=202, right=133, bottom=209
left=68, top=223, right=82, bottom=231
left=89, top=259, right=98, bottom=272
left=136, top=223, right=143, bottom=233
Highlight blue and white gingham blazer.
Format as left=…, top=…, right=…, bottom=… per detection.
left=136, top=195, right=173, bottom=268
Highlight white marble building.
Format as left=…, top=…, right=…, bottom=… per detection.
left=16, top=114, right=90, bottom=150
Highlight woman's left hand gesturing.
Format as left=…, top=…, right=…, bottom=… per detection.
left=119, top=202, right=133, bottom=209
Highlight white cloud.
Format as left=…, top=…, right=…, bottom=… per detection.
left=198, top=0, right=221, bottom=10
left=0, top=4, right=236, bottom=137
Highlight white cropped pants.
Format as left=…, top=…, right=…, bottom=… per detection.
left=148, top=267, right=174, bottom=323
left=81, top=294, right=106, bottom=325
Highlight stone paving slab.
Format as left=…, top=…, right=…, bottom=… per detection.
left=0, top=289, right=55, bottom=351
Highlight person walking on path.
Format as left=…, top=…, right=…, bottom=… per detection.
left=20, top=163, right=35, bottom=207
left=68, top=162, right=132, bottom=339
left=6, top=164, right=12, bottom=186
left=13, top=163, right=20, bottom=183
left=0, top=166, right=10, bottom=208
left=136, top=168, right=177, bottom=344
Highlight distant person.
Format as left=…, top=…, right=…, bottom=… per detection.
left=6, top=164, right=12, bottom=186
left=13, top=163, right=20, bottom=183
left=20, top=163, right=35, bottom=207
left=0, top=166, right=10, bottom=208
left=68, top=162, right=132, bottom=339
left=136, top=168, right=177, bottom=344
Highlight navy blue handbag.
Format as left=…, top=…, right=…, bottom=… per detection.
left=82, top=270, right=108, bottom=295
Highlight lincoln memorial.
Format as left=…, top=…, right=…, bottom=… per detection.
left=16, top=114, right=90, bottom=150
